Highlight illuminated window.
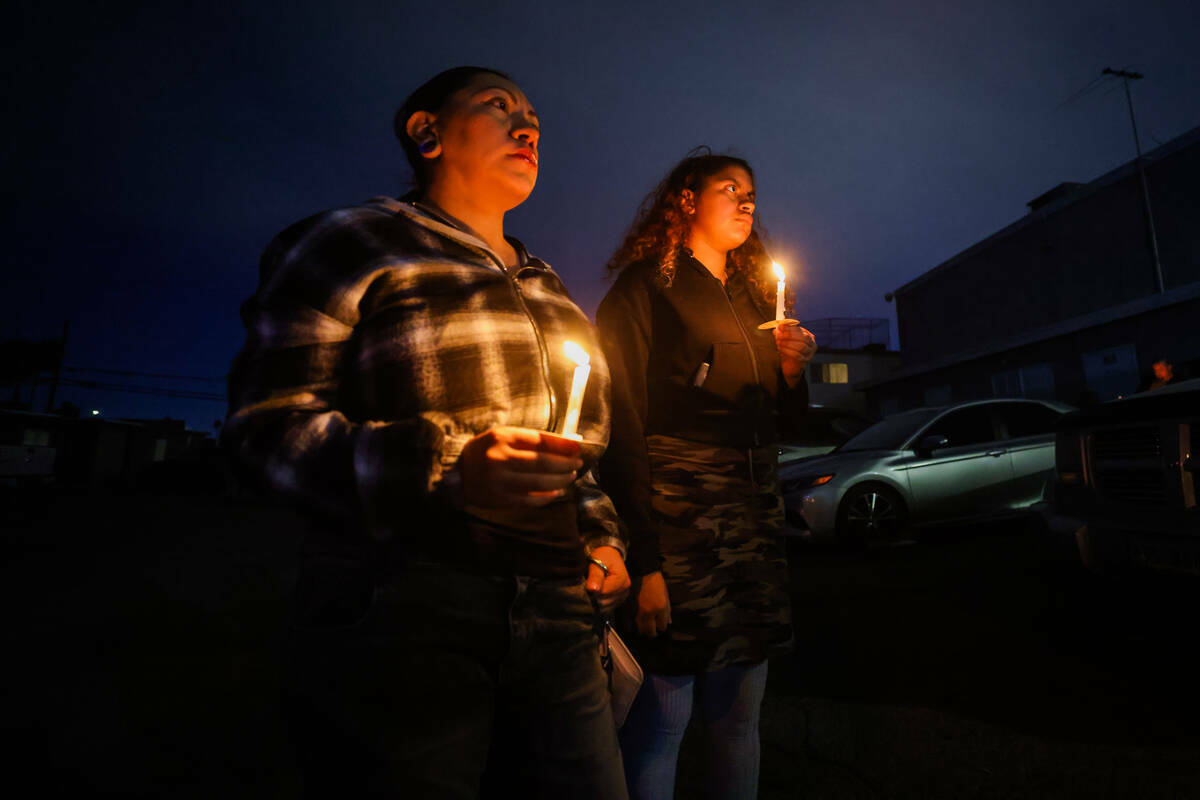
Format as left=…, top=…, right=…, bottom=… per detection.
left=22, top=428, right=50, bottom=446
left=819, top=363, right=849, bottom=384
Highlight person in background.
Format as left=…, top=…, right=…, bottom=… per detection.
left=224, top=66, right=630, bottom=799
left=1145, top=359, right=1174, bottom=391
left=597, top=149, right=816, bottom=799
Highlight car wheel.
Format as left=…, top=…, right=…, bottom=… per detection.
left=837, top=483, right=908, bottom=547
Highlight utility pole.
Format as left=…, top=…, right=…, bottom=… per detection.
left=46, top=320, right=69, bottom=413
left=1103, top=67, right=1164, bottom=293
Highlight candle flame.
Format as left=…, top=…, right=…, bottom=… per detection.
left=563, top=340, right=590, bottom=366
left=772, top=261, right=785, bottom=282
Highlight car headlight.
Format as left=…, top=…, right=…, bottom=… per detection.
left=781, top=473, right=836, bottom=494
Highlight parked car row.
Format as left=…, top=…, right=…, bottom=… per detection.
left=780, top=398, right=1071, bottom=545
left=778, top=378, right=1198, bottom=581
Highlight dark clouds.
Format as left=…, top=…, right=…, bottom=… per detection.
left=4, top=0, right=1198, bottom=428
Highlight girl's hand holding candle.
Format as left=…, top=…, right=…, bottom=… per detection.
left=774, top=324, right=818, bottom=388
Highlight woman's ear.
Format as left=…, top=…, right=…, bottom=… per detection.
left=680, top=189, right=695, bottom=214
left=405, top=110, right=441, bottom=159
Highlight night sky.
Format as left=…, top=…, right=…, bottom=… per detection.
left=5, top=0, right=1199, bottom=432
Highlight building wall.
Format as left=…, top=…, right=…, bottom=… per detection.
left=865, top=296, right=1200, bottom=416
left=895, top=135, right=1200, bottom=365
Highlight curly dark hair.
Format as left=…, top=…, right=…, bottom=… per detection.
left=606, top=148, right=788, bottom=314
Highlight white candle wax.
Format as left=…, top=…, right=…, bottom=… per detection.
left=561, top=340, right=591, bottom=439
left=772, top=261, right=787, bottom=320
left=561, top=363, right=590, bottom=439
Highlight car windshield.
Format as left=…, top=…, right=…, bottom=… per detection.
left=835, top=408, right=942, bottom=452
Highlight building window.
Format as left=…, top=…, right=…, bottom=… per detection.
left=22, top=428, right=51, bottom=446
left=924, top=385, right=952, bottom=406
left=1021, top=363, right=1055, bottom=400
left=1082, top=344, right=1139, bottom=402
left=153, top=438, right=168, bottom=462
left=817, top=363, right=849, bottom=384
left=991, top=363, right=1056, bottom=400
left=992, top=369, right=1021, bottom=398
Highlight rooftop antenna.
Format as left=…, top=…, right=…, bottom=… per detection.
left=1102, top=67, right=1164, bottom=293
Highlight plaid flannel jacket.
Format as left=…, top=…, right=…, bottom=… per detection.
left=224, top=197, right=624, bottom=562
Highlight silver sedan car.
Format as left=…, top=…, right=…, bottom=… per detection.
left=779, top=398, right=1072, bottom=544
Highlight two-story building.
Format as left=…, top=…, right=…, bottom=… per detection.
left=862, top=125, right=1200, bottom=416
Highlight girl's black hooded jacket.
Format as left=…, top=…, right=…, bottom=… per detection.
left=596, top=253, right=809, bottom=575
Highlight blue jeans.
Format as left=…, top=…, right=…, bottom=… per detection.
left=618, top=662, right=768, bottom=800
left=284, top=560, right=628, bottom=799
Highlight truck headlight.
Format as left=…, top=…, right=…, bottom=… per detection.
left=1056, top=431, right=1084, bottom=483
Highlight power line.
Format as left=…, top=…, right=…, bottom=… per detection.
left=1054, top=73, right=1115, bottom=110
left=63, top=366, right=225, bottom=383
left=60, top=378, right=225, bottom=402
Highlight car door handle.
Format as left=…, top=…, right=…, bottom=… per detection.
left=986, top=450, right=1006, bottom=457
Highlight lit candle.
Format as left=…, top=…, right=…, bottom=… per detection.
left=773, top=261, right=786, bottom=321
left=561, top=340, right=591, bottom=440
left=758, top=258, right=799, bottom=330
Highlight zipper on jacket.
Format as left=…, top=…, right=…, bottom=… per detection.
left=507, top=266, right=558, bottom=431
left=721, top=284, right=762, bottom=447
left=403, top=205, right=558, bottom=432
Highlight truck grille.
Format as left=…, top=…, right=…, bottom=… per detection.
left=1093, top=469, right=1168, bottom=505
left=1090, top=425, right=1165, bottom=506
left=1091, top=426, right=1161, bottom=460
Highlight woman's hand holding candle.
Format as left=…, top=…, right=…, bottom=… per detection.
left=459, top=427, right=583, bottom=508
left=457, top=340, right=595, bottom=508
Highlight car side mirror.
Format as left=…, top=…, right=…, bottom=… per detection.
left=916, top=434, right=950, bottom=456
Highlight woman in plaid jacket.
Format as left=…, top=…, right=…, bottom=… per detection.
left=225, top=67, right=630, bottom=799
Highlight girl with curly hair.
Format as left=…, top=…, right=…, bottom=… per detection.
left=597, top=150, right=817, bottom=800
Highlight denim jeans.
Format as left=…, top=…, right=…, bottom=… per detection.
left=284, top=560, right=628, bottom=799
left=618, top=662, right=769, bottom=800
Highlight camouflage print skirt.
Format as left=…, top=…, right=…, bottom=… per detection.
left=621, top=434, right=794, bottom=675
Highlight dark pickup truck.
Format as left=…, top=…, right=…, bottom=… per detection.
left=1053, top=378, right=1199, bottom=574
